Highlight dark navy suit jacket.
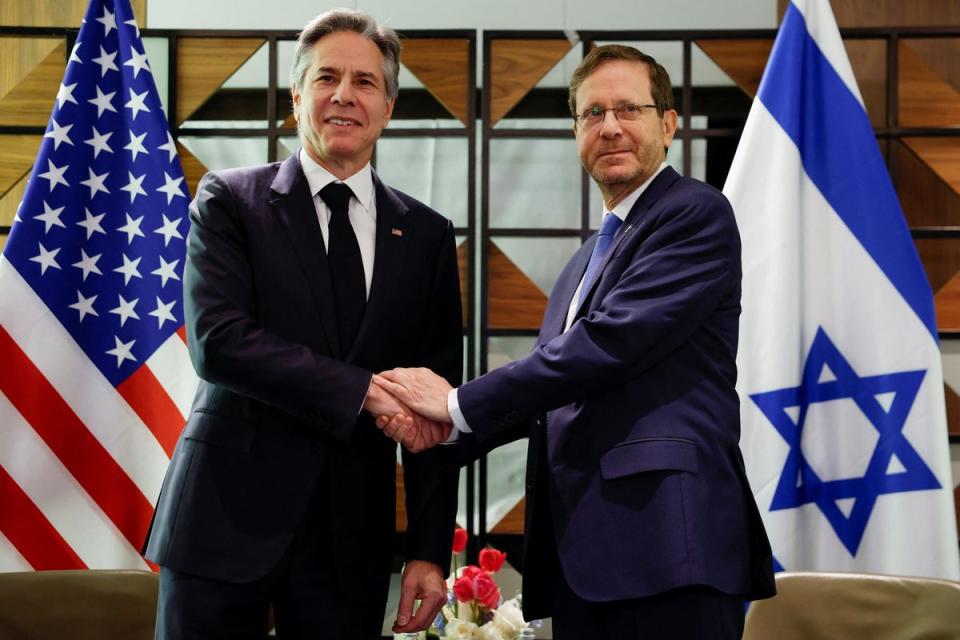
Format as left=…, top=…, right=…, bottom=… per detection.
left=458, top=167, right=775, bottom=620
left=144, top=154, right=462, bottom=600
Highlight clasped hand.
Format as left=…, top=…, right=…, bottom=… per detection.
left=363, top=367, right=454, bottom=453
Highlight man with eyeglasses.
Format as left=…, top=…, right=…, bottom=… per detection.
left=374, top=45, right=776, bottom=638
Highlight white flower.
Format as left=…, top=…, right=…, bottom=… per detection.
left=490, top=600, right=527, bottom=637
left=444, top=619, right=479, bottom=639
left=474, top=624, right=508, bottom=640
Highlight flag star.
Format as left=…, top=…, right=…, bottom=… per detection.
left=68, top=291, right=99, bottom=322
left=84, top=126, right=114, bottom=158
left=124, top=88, right=151, bottom=120
left=154, top=214, right=184, bottom=246
left=69, top=39, right=83, bottom=64
left=80, top=167, right=110, bottom=198
left=124, top=130, right=149, bottom=161
left=72, top=248, right=103, bottom=281
left=34, top=200, right=66, bottom=233
left=149, top=297, right=177, bottom=328
left=120, top=171, right=147, bottom=202
left=30, top=242, right=61, bottom=274
left=106, top=336, right=137, bottom=367
left=123, top=47, right=151, bottom=79
left=124, top=18, right=141, bottom=38
left=96, top=6, right=117, bottom=35
left=156, top=172, right=186, bottom=204
left=157, top=131, right=177, bottom=162
left=109, top=294, right=140, bottom=326
left=37, top=160, right=70, bottom=191
left=77, top=207, right=106, bottom=239
left=117, top=212, right=145, bottom=244
left=88, top=85, right=117, bottom=117
left=91, top=46, right=119, bottom=77
left=152, top=256, right=181, bottom=287
left=44, top=118, right=74, bottom=150
left=114, top=253, right=143, bottom=285
left=56, top=82, right=78, bottom=109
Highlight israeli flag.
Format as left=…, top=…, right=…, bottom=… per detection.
left=725, top=0, right=960, bottom=578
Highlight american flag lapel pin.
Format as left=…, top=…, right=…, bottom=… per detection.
left=391, top=228, right=403, bottom=237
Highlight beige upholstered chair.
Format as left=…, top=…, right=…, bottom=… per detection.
left=743, top=571, right=960, bottom=640
left=0, top=570, right=158, bottom=640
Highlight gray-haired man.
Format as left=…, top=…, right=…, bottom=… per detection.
left=144, top=9, right=462, bottom=638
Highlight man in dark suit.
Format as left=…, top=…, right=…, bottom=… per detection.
left=376, top=45, right=775, bottom=639
left=143, top=9, right=461, bottom=639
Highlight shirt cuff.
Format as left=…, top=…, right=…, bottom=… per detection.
left=446, top=388, right=472, bottom=443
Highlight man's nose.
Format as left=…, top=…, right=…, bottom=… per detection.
left=598, top=109, right=622, bottom=137
left=332, top=78, right=354, bottom=104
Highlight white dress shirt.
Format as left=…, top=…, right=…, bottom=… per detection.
left=299, top=148, right=377, bottom=297
left=447, top=163, right=669, bottom=436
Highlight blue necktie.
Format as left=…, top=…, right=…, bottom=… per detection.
left=579, top=213, right=623, bottom=306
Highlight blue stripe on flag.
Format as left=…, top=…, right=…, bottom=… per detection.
left=756, top=3, right=938, bottom=341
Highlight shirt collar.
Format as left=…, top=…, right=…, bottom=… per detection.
left=299, top=148, right=375, bottom=216
left=603, top=161, right=668, bottom=223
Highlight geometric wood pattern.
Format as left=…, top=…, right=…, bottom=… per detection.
left=0, top=0, right=146, bottom=28
left=892, top=140, right=960, bottom=228
left=824, top=0, right=960, bottom=28
left=175, top=38, right=265, bottom=126
left=175, top=142, right=209, bottom=202
left=489, top=496, right=525, bottom=534
left=915, top=237, right=960, bottom=294
left=946, top=383, right=960, bottom=435
left=0, top=41, right=65, bottom=127
left=903, top=137, right=960, bottom=196
left=695, top=39, right=773, bottom=98
left=489, top=39, right=574, bottom=125
left=401, top=38, right=471, bottom=125
left=899, top=41, right=960, bottom=129
left=487, top=240, right=548, bottom=330
left=0, top=135, right=42, bottom=197
left=935, top=271, right=960, bottom=333
left=0, top=173, right=27, bottom=227
left=909, top=39, right=960, bottom=95
left=0, top=37, right=60, bottom=100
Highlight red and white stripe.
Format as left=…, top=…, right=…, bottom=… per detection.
left=0, top=256, right=198, bottom=570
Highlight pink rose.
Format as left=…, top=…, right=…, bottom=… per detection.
left=479, top=548, right=507, bottom=573
left=453, top=575, right=474, bottom=602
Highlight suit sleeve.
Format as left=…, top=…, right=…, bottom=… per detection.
left=184, top=171, right=372, bottom=440
left=459, top=190, right=740, bottom=442
left=400, top=219, right=463, bottom=570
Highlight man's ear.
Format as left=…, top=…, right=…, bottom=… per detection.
left=291, top=86, right=301, bottom=123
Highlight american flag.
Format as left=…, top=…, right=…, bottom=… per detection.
left=0, top=0, right=196, bottom=570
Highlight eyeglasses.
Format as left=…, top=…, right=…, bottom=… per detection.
left=573, top=103, right=659, bottom=127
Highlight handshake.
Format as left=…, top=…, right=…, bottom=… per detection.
left=363, top=367, right=456, bottom=453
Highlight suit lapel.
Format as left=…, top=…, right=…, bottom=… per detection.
left=270, top=153, right=342, bottom=359
left=571, top=167, right=682, bottom=319
left=347, top=171, right=409, bottom=361
left=539, top=239, right=593, bottom=343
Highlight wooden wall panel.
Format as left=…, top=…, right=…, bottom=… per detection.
left=0, top=234, right=6, bottom=253
left=0, top=135, right=42, bottom=197
left=908, top=40, right=960, bottom=95
left=457, top=240, right=469, bottom=327
left=0, top=41, right=65, bottom=127
left=175, top=143, right=208, bottom=203
left=175, top=38, right=265, bottom=125
left=0, top=175, right=27, bottom=227
left=490, top=39, right=573, bottom=125
left=779, top=0, right=960, bottom=27
left=0, top=38, right=61, bottom=101
left=0, top=1, right=147, bottom=27
left=935, top=272, right=960, bottom=333
left=900, top=43, right=960, bottom=129
left=487, top=241, right=547, bottom=330
left=489, top=498, right=525, bottom=534
left=946, top=385, right=959, bottom=435
left=695, top=40, right=772, bottom=98
left=893, top=141, right=960, bottom=228
left=903, top=138, right=960, bottom=195
left=915, top=237, right=960, bottom=294
left=401, top=38, right=470, bottom=125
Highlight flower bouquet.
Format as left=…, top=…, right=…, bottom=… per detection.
left=396, top=527, right=537, bottom=640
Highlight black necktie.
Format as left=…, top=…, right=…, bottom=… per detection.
left=319, top=182, right=366, bottom=354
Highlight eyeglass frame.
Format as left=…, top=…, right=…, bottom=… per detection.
left=572, top=103, right=661, bottom=127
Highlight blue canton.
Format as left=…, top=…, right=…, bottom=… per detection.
left=750, top=327, right=941, bottom=555
left=3, top=0, right=189, bottom=387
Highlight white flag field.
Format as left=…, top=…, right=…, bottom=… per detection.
left=725, top=0, right=960, bottom=578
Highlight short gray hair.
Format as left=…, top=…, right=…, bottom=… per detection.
left=290, top=8, right=401, bottom=100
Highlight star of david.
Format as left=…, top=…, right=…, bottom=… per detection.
left=750, top=327, right=940, bottom=556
